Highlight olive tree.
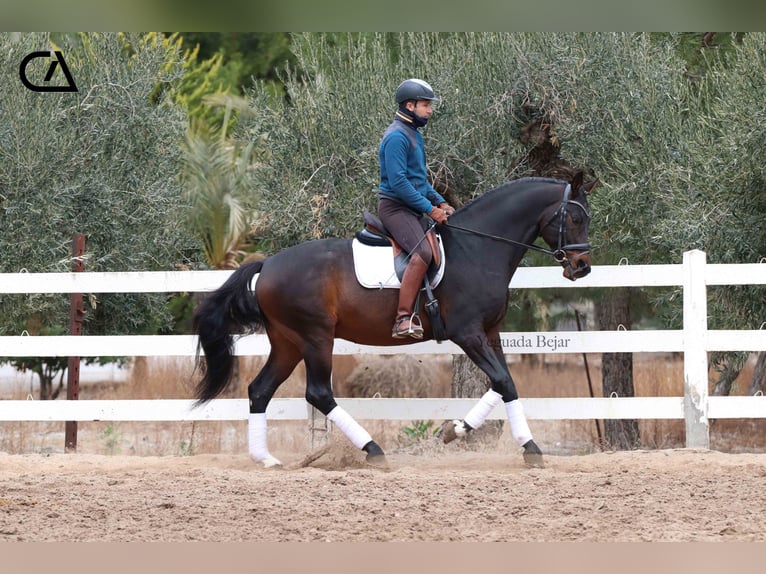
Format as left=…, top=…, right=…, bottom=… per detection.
left=556, top=33, right=766, bottom=399
left=540, top=33, right=695, bottom=447
left=0, top=32, right=198, bottom=397
left=241, top=32, right=573, bottom=250
left=654, top=33, right=766, bottom=395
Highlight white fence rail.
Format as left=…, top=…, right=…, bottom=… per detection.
left=1, top=249, right=765, bottom=449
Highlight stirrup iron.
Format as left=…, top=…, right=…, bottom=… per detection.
left=392, top=314, right=423, bottom=339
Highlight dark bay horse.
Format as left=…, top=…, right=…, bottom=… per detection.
left=193, top=171, right=597, bottom=468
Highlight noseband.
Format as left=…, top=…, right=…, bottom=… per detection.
left=445, top=183, right=591, bottom=266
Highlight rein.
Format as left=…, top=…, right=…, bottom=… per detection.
left=443, top=184, right=591, bottom=265
left=445, top=222, right=562, bottom=258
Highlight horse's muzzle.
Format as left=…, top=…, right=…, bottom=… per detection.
left=561, top=251, right=591, bottom=281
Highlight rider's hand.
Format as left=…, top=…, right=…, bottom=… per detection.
left=429, top=205, right=449, bottom=224
left=439, top=202, right=455, bottom=216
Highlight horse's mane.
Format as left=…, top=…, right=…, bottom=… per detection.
left=455, top=176, right=566, bottom=215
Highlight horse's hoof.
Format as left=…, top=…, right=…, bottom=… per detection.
left=441, top=419, right=467, bottom=444
left=522, top=440, right=545, bottom=468
left=363, top=440, right=389, bottom=469
left=523, top=452, right=545, bottom=468
left=365, top=453, right=389, bottom=470
left=260, top=455, right=283, bottom=469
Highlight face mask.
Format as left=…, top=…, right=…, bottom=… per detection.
left=397, top=105, right=429, bottom=128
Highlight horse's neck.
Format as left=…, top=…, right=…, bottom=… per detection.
left=455, top=187, right=556, bottom=243
left=445, top=186, right=560, bottom=281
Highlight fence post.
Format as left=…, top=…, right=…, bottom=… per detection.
left=682, top=249, right=709, bottom=448
left=65, top=233, right=85, bottom=452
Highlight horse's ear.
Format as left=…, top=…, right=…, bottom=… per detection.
left=583, top=178, right=600, bottom=195
left=571, top=170, right=584, bottom=192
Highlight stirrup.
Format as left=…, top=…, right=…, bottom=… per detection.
left=392, top=314, right=423, bottom=339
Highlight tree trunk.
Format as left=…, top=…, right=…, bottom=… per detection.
left=451, top=355, right=504, bottom=447
left=39, top=368, right=51, bottom=401
left=37, top=365, right=65, bottom=400
left=749, top=352, right=766, bottom=396
left=596, top=287, right=641, bottom=449
left=50, top=369, right=65, bottom=400
left=710, top=351, right=752, bottom=396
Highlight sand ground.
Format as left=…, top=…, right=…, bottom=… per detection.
left=1, top=444, right=764, bottom=542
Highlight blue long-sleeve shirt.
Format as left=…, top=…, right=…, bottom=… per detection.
left=378, top=118, right=446, bottom=214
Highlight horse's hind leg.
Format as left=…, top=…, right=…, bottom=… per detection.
left=247, top=333, right=302, bottom=468
left=303, top=343, right=387, bottom=465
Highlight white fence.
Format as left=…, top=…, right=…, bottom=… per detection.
left=1, top=249, right=765, bottom=449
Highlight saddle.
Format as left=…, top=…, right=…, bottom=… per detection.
left=354, top=211, right=443, bottom=283
left=353, top=210, right=447, bottom=341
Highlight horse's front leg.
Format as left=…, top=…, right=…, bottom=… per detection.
left=446, top=330, right=544, bottom=468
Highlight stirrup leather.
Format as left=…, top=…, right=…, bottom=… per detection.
left=392, top=314, right=423, bottom=339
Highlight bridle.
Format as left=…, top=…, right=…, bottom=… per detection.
left=541, top=183, right=591, bottom=264
left=442, top=183, right=591, bottom=266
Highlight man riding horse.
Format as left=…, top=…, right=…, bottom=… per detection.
left=192, top=76, right=597, bottom=470
left=377, top=78, right=456, bottom=339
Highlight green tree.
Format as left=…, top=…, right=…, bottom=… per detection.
left=181, top=94, right=266, bottom=270
left=169, top=35, right=239, bottom=130
left=175, top=33, right=295, bottom=97
left=544, top=33, right=696, bottom=448
left=0, top=32, right=197, bottom=397
left=653, top=32, right=766, bottom=395
left=178, top=94, right=268, bottom=391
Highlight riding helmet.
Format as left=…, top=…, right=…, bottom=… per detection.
left=395, top=79, right=440, bottom=104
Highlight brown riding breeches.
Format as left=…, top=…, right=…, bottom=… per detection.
left=377, top=197, right=433, bottom=265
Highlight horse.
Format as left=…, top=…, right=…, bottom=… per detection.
left=193, top=171, right=597, bottom=468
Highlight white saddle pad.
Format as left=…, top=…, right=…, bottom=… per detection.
left=351, top=236, right=445, bottom=289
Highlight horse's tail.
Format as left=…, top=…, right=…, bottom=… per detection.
left=193, top=260, right=265, bottom=405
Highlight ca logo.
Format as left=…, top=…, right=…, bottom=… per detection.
left=19, top=50, right=78, bottom=93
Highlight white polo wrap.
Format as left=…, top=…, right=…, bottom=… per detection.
left=327, top=406, right=373, bottom=449
left=248, top=412, right=282, bottom=467
left=463, top=389, right=503, bottom=430
left=505, top=399, right=533, bottom=446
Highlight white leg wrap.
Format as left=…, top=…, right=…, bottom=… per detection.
left=248, top=413, right=282, bottom=468
left=505, top=399, right=533, bottom=447
left=327, top=406, right=373, bottom=450
left=463, top=390, right=504, bottom=430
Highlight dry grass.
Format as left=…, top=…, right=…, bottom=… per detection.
left=1, top=353, right=764, bottom=457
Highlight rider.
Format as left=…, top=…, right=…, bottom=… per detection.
left=378, top=78, right=455, bottom=339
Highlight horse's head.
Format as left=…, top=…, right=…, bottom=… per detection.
left=540, top=171, right=598, bottom=281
